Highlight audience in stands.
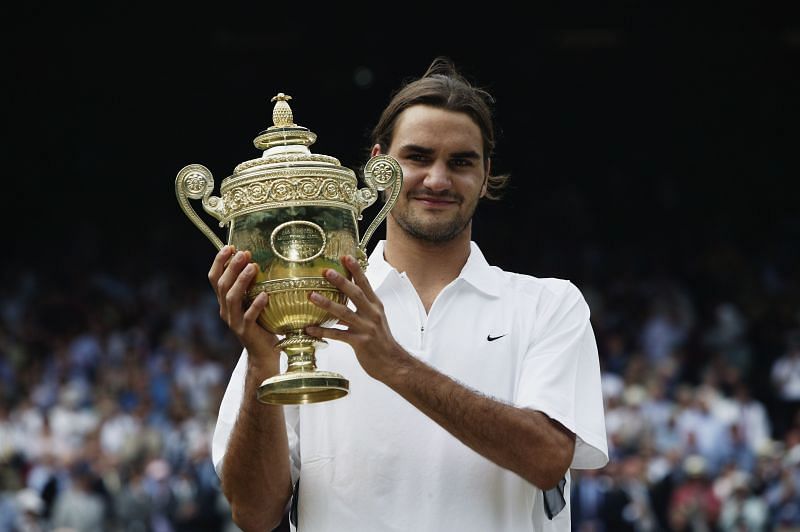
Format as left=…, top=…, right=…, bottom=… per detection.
left=0, top=235, right=797, bottom=531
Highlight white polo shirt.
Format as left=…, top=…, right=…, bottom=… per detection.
left=213, top=241, right=609, bottom=531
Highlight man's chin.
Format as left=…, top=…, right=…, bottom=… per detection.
left=402, top=220, right=470, bottom=243
left=391, top=206, right=474, bottom=243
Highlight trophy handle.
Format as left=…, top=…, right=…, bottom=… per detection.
left=175, top=164, right=227, bottom=251
left=356, top=155, right=403, bottom=267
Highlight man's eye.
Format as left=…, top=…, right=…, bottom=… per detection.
left=407, top=154, right=429, bottom=162
left=451, top=158, right=473, bottom=167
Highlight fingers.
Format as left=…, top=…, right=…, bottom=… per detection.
left=218, top=250, right=250, bottom=297
left=208, top=245, right=236, bottom=294
left=226, top=261, right=258, bottom=324
left=342, top=255, right=379, bottom=302
left=309, top=291, right=359, bottom=325
left=308, top=254, right=384, bottom=340
left=243, top=292, right=268, bottom=323
left=213, top=249, right=252, bottom=322
left=306, top=324, right=347, bottom=342
left=321, top=256, right=378, bottom=310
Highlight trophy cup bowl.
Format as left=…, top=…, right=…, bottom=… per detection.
left=175, top=93, right=402, bottom=405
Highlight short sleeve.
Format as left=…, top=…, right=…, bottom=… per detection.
left=211, top=349, right=302, bottom=483
left=212, top=351, right=247, bottom=476
left=514, top=282, right=609, bottom=469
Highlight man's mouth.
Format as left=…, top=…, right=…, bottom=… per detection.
left=409, top=194, right=460, bottom=206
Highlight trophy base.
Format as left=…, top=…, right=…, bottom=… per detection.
left=257, top=371, right=349, bottom=405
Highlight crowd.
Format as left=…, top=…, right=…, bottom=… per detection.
left=0, top=231, right=798, bottom=531
left=0, top=246, right=238, bottom=532
left=568, top=237, right=800, bottom=531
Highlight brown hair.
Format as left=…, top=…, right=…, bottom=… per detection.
left=370, top=57, right=510, bottom=200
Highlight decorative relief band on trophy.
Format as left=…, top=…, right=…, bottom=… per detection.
left=175, top=93, right=403, bottom=405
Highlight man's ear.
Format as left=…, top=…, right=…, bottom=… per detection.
left=371, top=144, right=382, bottom=157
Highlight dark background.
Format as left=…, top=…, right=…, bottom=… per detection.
left=5, top=3, right=799, bottom=289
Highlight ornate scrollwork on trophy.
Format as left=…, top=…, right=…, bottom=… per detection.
left=175, top=164, right=225, bottom=250
left=356, top=155, right=403, bottom=268
left=368, top=158, right=400, bottom=186
left=219, top=175, right=359, bottom=220
left=247, top=277, right=337, bottom=297
left=183, top=172, right=207, bottom=196
left=177, top=164, right=213, bottom=199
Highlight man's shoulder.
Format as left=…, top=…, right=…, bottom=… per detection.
left=491, top=270, right=590, bottom=324
left=495, top=268, right=579, bottom=299
left=465, top=243, right=586, bottom=305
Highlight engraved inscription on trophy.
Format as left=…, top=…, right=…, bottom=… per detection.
left=271, top=221, right=326, bottom=263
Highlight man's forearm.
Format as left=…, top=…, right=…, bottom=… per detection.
left=222, top=359, right=293, bottom=531
left=384, top=349, right=575, bottom=489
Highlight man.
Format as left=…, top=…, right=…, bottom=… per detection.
left=210, top=57, right=608, bottom=531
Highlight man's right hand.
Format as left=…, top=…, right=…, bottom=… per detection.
left=209, top=246, right=279, bottom=363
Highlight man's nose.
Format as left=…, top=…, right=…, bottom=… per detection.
left=422, top=160, right=451, bottom=191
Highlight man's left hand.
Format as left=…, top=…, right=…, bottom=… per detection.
left=305, top=255, right=408, bottom=382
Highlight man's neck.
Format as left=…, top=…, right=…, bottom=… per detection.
left=383, top=221, right=472, bottom=313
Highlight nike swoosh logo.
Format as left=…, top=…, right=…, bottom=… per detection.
left=487, top=334, right=507, bottom=342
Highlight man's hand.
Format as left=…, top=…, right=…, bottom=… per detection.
left=209, top=245, right=279, bottom=364
left=305, top=254, right=409, bottom=382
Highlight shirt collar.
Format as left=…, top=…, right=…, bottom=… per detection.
left=460, top=241, right=503, bottom=298
left=365, top=241, right=394, bottom=290
left=366, top=240, right=502, bottom=298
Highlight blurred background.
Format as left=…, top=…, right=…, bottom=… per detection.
left=2, top=3, right=799, bottom=531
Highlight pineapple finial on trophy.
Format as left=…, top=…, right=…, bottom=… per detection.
left=254, top=93, right=316, bottom=150
left=271, top=93, right=295, bottom=128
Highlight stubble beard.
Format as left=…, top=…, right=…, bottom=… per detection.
left=391, top=193, right=479, bottom=243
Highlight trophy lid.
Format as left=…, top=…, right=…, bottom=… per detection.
left=230, top=92, right=350, bottom=177
left=176, top=92, right=401, bottom=242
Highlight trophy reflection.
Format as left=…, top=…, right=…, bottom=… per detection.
left=175, top=93, right=402, bottom=405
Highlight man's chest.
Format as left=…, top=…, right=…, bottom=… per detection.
left=319, top=285, right=530, bottom=404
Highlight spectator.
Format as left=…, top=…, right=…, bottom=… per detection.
left=675, top=385, right=727, bottom=474
left=766, top=444, right=800, bottom=529
left=717, top=471, right=768, bottom=531
left=571, top=468, right=608, bottom=531
left=50, top=461, right=107, bottom=532
left=730, top=382, right=772, bottom=454
left=113, top=463, right=154, bottom=532
left=771, top=330, right=800, bottom=439
left=702, top=302, right=752, bottom=377
left=13, top=488, right=46, bottom=532
left=668, top=454, right=722, bottom=531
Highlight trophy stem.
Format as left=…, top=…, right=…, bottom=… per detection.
left=284, top=337, right=321, bottom=374
left=257, top=332, right=349, bottom=405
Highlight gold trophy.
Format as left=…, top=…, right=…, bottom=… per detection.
left=175, top=93, right=402, bottom=405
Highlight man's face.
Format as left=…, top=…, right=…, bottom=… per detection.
left=379, top=105, right=488, bottom=243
